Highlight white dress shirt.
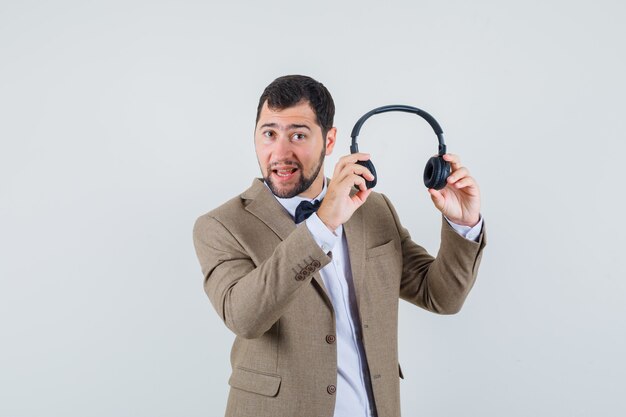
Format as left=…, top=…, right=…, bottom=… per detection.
left=271, top=180, right=483, bottom=417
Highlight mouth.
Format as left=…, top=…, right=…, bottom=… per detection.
left=269, top=162, right=300, bottom=181
left=271, top=166, right=298, bottom=181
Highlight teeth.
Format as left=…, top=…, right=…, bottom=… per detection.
left=276, top=169, right=294, bottom=177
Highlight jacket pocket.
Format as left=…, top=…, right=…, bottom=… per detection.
left=366, top=239, right=397, bottom=259
left=228, top=366, right=282, bottom=397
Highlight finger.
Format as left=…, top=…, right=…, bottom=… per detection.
left=338, top=153, right=371, bottom=166
left=329, top=170, right=368, bottom=197
left=334, top=153, right=371, bottom=177
left=443, top=153, right=463, bottom=171
left=446, top=167, right=470, bottom=184
left=333, top=171, right=365, bottom=190
left=350, top=173, right=368, bottom=192
left=338, top=163, right=374, bottom=181
left=452, top=177, right=478, bottom=191
left=428, top=188, right=445, bottom=210
left=352, top=188, right=372, bottom=205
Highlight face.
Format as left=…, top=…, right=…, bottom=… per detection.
left=255, top=101, right=336, bottom=199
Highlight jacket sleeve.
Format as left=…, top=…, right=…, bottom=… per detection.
left=193, top=214, right=332, bottom=339
left=381, top=194, right=487, bottom=314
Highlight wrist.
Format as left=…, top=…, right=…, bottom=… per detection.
left=316, top=210, right=339, bottom=233
left=450, top=216, right=480, bottom=228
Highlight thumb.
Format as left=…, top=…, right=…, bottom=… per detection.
left=428, top=188, right=445, bottom=210
left=352, top=188, right=372, bottom=206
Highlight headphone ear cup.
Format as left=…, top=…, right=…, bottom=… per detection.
left=423, top=156, right=450, bottom=190
left=356, top=159, right=377, bottom=189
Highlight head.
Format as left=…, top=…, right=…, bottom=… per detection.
left=254, top=75, right=336, bottom=199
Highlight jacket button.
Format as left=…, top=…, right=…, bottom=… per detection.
left=306, top=265, right=315, bottom=272
left=311, top=260, right=321, bottom=268
left=301, top=269, right=310, bottom=277
left=326, top=335, right=336, bottom=344
left=327, top=384, right=336, bottom=395
left=295, top=274, right=304, bottom=281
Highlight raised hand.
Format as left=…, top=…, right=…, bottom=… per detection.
left=428, top=153, right=481, bottom=227
left=317, top=153, right=374, bottom=232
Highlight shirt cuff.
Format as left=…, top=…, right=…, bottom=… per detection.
left=445, top=215, right=483, bottom=242
left=305, top=213, right=341, bottom=253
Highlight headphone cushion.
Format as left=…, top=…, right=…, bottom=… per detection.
left=356, top=159, right=377, bottom=189
left=423, top=156, right=450, bottom=190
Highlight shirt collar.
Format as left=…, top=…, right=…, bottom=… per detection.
left=265, top=178, right=327, bottom=219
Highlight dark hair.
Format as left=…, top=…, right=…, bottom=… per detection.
left=256, top=75, right=335, bottom=137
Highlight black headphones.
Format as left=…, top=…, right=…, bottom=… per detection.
left=350, top=105, right=450, bottom=190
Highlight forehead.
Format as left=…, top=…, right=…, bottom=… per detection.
left=256, top=101, right=320, bottom=130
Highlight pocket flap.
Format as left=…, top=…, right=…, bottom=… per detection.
left=228, top=367, right=282, bottom=397
left=366, top=239, right=397, bottom=259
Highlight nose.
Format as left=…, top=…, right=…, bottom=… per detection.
left=272, top=135, right=294, bottom=160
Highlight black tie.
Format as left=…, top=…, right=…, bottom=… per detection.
left=294, top=199, right=322, bottom=223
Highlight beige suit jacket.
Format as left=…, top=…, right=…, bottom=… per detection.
left=193, top=178, right=486, bottom=417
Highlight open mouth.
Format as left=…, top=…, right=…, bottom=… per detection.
left=273, top=167, right=298, bottom=177
left=271, top=166, right=299, bottom=181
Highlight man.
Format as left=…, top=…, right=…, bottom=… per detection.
left=193, top=75, right=486, bottom=417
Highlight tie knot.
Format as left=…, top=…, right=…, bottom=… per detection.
left=295, top=199, right=322, bottom=223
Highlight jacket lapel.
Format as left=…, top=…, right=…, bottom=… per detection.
left=242, top=179, right=296, bottom=241
left=344, top=198, right=366, bottom=313
left=241, top=179, right=332, bottom=307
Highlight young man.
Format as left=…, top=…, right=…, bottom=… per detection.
left=193, top=75, right=486, bottom=417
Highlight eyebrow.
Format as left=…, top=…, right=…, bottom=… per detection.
left=258, top=123, right=312, bottom=131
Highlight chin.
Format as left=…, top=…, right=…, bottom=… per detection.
left=265, top=167, right=318, bottom=199
left=265, top=178, right=301, bottom=199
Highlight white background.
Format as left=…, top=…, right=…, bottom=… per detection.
left=1, top=0, right=625, bottom=416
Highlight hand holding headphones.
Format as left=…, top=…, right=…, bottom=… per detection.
left=428, top=153, right=481, bottom=227
left=350, top=105, right=481, bottom=227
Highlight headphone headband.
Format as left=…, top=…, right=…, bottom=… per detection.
left=349, top=104, right=446, bottom=156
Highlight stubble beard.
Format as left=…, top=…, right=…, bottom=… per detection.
left=265, top=146, right=326, bottom=199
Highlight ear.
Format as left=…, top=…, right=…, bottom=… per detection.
left=324, top=127, right=337, bottom=156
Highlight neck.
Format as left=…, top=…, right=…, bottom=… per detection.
left=298, top=172, right=325, bottom=199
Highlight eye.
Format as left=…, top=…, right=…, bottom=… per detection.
left=292, top=133, right=306, bottom=141
left=262, top=131, right=274, bottom=139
